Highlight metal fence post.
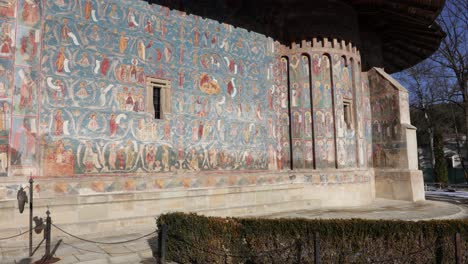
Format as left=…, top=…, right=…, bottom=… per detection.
left=45, top=209, right=51, bottom=259
left=158, top=224, right=168, bottom=264
left=314, top=232, right=320, bottom=264
left=454, top=233, right=461, bottom=264
left=29, top=176, right=33, bottom=257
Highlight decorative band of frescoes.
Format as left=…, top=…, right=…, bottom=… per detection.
left=0, top=169, right=373, bottom=199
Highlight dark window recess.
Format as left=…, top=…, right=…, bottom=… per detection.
left=343, top=101, right=352, bottom=129
left=153, top=86, right=161, bottom=119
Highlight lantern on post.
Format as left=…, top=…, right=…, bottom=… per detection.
left=17, top=186, right=28, bottom=214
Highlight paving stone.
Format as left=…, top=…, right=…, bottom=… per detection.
left=54, top=243, right=82, bottom=257
left=123, top=241, right=151, bottom=252
left=75, top=252, right=108, bottom=262
left=56, top=255, right=80, bottom=264
left=138, top=249, right=154, bottom=259
left=98, top=244, right=133, bottom=255
left=108, top=253, right=141, bottom=264
left=70, top=242, right=108, bottom=254
left=76, top=259, right=109, bottom=264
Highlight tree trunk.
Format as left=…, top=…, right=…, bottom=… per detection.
left=462, top=102, right=468, bottom=182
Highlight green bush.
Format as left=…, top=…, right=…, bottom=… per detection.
left=155, top=213, right=468, bottom=264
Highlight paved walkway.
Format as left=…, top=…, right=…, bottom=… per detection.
left=0, top=227, right=157, bottom=264
left=256, top=198, right=468, bottom=221
left=1, top=198, right=466, bottom=263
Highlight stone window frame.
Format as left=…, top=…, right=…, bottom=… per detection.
left=146, top=77, right=171, bottom=120
left=343, top=98, right=353, bottom=130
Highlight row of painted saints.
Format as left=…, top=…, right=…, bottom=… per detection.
left=48, top=107, right=267, bottom=146
left=44, top=138, right=271, bottom=174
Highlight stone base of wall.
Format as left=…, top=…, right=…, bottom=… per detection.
left=0, top=169, right=374, bottom=239
left=374, top=169, right=425, bottom=202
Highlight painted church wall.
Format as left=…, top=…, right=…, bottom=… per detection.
left=274, top=57, right=291, bottom=171
left=311, top=53, right=335, bottom=168
left=0, top=0, right=281, bottom=177
left=0, top=0, right=17, bottom=177
left=369, top=70, right=403, bottom=168
left=0, top=0, right=375, bottom=181
left=332, top=55, right=357, bottom=168
left=288, top=54, right=313, bottom=169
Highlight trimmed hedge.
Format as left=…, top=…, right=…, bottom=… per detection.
left=155, top=213, right=468, bottom=264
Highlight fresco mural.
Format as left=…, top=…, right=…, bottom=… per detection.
left=332, top=55, right=357, bottom=168
left=275, top=57, right=291, bottom=170
left=311, top=53, right=335, bottom=168
left=361, top=72, right=373, bottom=167
left=369, top=71, right=401, bottom=168
left=0, top=0, right=374, bottom=179
left=29, top=0, right=276, bottom=176
left=289, top=54, right=313, bottom=169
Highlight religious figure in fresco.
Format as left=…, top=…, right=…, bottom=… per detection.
left=161, top=145, right=169, bottom=171
left=125, top=140, right=135, bottom=170
left=76, top=82, right=89, bottom=99
left=12, top=119, right=36, bottom=164
left=291, top=83, right=300, bottom=107
left=325, top=112, right=334, bottom=136
left=193, top=27, right=199, bottom=47
left=127, top=8, right=139, bottom=28
left=108, top=143, right=117, bottom=170
left=0, top=102, right=10, bottom=133
left=197, top=121, right=204, bottom=141
left=0, top=0, right=16, bottom=18
left=52, top=79, right=65, bottom=104
left=305, top=112, right=312, bottom=137
left=0, top=23, right=13, bottom=56
left=189, top=148, right=199, bottom=171
left=83, top=141, right=101, bottom=172
left=294, top=141, right=303, bottom=168
left=144, top=19, right=153, bottom=35
left=87, top=113, right=99, bottom=131
left=22, top=0, right=40, bottom=25
left=137, top=41, right=145, bottom=61
left=78, top=52, right=90, bottom=67
left=84, top=0, right=93, bottom=21
left=19, top=71, right=34, bottom=110
left=108, top=4, right=119, bottom=21
left=293, top=112, right=302, bottom=138
left=55, top=47, right=66, bottom=73
left=119, top=32, right=128, bottom=54
left=100, top=54, right=110, bottom=76
left=117, top=148, right=125, bottom=170
left=61, top=19, right=70, bottom=42
left=0, top=144, right=8, bottom=174
left=125, top=89, right=134, bottom=111
left=88, top=25, right=100, bottom=42
left=20, top=30, right=38, bottom=62
left=54, top=110, right=64, bottom=136
left=145, top=145, right=155, bottom=171
left=109, top=113, right=118, bottom=137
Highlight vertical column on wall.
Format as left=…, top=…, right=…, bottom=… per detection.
left=311, top=53, right=335, bottom=168
left=277, top=56, right=291, bottom=170
left=0, top=1, right=18, bottom=177
left=361, top=71, right=373, bottom=167
left=354, top=60, right=365, bottom=168
left=9, top=0, right=42, bottom=177
left=288, top=53, right=313, bottom=169
left=332, top=54, right=357, bottom=168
